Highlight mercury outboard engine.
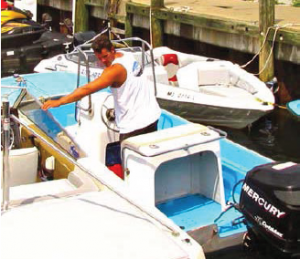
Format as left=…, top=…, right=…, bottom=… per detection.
left=239, top=162, right=300, bottom=258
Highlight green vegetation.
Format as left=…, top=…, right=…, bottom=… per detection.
left=292, top=0, right=300, bottom=6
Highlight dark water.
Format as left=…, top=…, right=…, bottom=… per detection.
left=219, top=107, right=300, bottom=164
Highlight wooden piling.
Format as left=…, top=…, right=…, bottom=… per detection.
left=259, top=0, right=275, bottom=82
left=125, top=12, right=133, bottom=38
left=150, top=0, right=164, bottom=47
left=75, top=0, right=89, bottom=33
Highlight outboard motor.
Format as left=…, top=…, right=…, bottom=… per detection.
left=239, top=162, right=300, bottom=258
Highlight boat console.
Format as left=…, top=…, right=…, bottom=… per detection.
left=122, top=123, right=225, bottom=210
left=54, top=89, right=228, bottom=233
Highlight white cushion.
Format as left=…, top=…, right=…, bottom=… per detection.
left=2, top=147, right=38, bottom=187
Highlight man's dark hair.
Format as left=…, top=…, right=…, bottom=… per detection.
left=92, top=34, right=113, bottom=53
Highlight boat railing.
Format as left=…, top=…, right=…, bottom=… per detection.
left=74, top=37, right=157, bottom=117
left=74, top=45, right=92, bottom=115
left=2, top=96, right=11, bottom=211
left=111, top=37, right=157, bottom=96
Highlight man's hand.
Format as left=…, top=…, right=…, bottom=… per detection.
left=42, top=99, right=62, bottom=110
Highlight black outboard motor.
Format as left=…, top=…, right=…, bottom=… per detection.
left=239, top=162, right=300, bottom=258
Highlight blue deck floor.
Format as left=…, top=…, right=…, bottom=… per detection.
left=157, top=194, right=246, bottom=237
left=157, top=194, right=221, bottom=232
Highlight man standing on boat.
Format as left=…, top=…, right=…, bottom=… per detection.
left=42, top=34, right=161, bottom=142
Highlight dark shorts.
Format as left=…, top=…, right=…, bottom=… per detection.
left=119, top=120, right=158, bottom=143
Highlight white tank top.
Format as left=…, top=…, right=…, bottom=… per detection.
left=111, top=51, right=161, bottom=134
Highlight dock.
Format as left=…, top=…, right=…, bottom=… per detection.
left=36, top=0, right=300, bottom=99
left=39, top=0, right=300, bottom=62
left=67, top=0, right=299, bottom=63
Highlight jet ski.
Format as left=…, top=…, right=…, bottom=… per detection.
left=1, top=4, right=73, bottom=77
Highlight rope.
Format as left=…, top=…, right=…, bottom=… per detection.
left=255, top=97, right=287, bottom=109
left=254, top=25, right=281, bottom=76
left=241, top=23, right=300, bottom=75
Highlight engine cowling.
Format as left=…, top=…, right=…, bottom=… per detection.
left=239, top=162, right=300, bottom=257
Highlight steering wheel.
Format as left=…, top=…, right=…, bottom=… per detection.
left=100, top=94, right=119, bottom=133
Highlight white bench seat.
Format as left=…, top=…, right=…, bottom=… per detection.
left=7, top=168, right=99, bottom=207
left=9, top=179, right=77, bottom=201
left=122, top=123, right=219, bottom=157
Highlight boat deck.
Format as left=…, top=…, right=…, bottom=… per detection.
left=157, top=193, right=246, bottom=237
left=157, top=194, right=220, bottom=232
left=2, top=191, right=195, bottom=259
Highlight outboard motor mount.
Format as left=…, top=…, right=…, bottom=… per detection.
left=239, top=162, right=300, bottom=258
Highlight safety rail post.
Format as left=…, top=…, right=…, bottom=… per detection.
left=2, top=96, right=11, bottom=210
left=75, top=44, right=92, bottom=115
left=259, top=0, right=275, bottom=82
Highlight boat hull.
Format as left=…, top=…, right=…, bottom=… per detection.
left=158, top=98, right=271, bottom=129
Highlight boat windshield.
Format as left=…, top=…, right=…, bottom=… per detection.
left=66, top=50, right=105, bottom=69
left=14, top=89, right=84, bottom=160
left=65, top=46, right=150, bottom=69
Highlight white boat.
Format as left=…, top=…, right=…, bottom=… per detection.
left=1, top=89, right=205, bottom=259
left=2, top=37, right=274, bottom=255
left=34, top=38, right=275, bottom=129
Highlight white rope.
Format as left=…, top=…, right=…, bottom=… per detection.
left=254, top=25, right=280, bottom=76
left=240, top=26, right=273, bottom=69
left=241, top=23, right=300, bottom=75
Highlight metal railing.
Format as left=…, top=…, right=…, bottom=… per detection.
left=2, top=96, right=11, bottom=211
left=74, top=37, right=157, bottom=116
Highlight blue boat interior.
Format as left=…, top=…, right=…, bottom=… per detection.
left=1, top=72, right=88, bottom=104
left=1, top=71, right=273, bottom=239
left=37, top=99, right=269, bottom=238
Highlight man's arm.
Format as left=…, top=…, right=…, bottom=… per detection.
left=42, top=64, right=126, bottom=110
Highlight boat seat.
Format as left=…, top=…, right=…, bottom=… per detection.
left=158, top=53, right=180, bottom=86
left=177, top=61, right=231, bottom=91
left=122, top=123, right=218, bottom=157
left=8, top=167, right=99, bottom=207
left=1, top=147, right=39, bottom=188
left=176, top=62, right=199, bottom=91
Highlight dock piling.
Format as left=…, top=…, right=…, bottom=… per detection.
left=75, top=0, right=89, bottom=33
left=150, top=0, right=164, bottom=47
left=259, top=0, right=275, bottom=82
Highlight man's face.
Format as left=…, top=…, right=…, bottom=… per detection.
left=95, top=47, right=115, bottom=67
